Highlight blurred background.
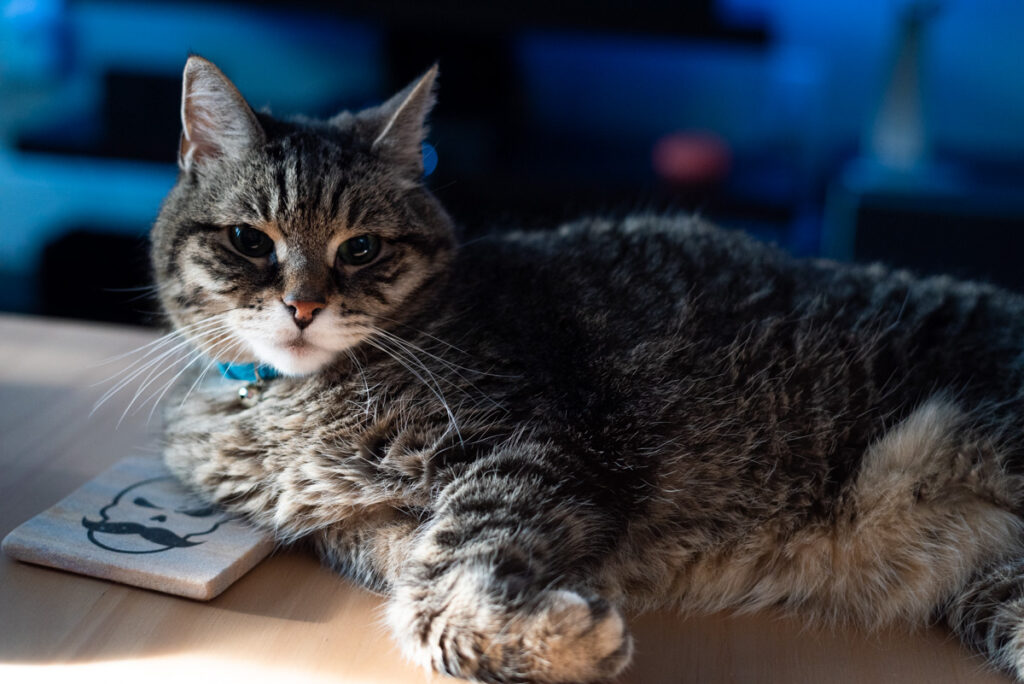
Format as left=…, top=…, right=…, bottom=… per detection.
left=1, top=0, right=1022, bottom=326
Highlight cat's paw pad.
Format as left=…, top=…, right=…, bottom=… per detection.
left=523, top=589, right=633, bottom=682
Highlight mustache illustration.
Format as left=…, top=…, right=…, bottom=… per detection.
left=81, top=517, right=203, bottom=548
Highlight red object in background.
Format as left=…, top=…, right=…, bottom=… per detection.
left=652, top=131, right=732, bottom=186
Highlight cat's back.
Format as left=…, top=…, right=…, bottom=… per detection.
left=455, top=213, right=1024, bottom=345
left=443, top=214, right=1024, bottom=429
left=439, top=215, right=811, bottom=432
left=454, top=214, right=796, bottom=332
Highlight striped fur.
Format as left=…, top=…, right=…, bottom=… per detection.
left=151, top=57, right=1024, bottom=682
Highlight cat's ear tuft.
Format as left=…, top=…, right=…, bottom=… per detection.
left=178, top=56, right=265, bottom=173
left=365, top=64, right=439, bottom=175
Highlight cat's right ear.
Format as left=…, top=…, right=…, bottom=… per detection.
left=350, top=65, right=438, bottom=178
left=178, top=56, right=265, bottom=173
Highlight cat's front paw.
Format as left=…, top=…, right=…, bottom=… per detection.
left=517, top=589, right=633, bottom=683
left=388, top=565, right=632, bottom=683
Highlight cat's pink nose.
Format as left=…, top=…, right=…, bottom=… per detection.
left=283, top=298, right=325, bottom=329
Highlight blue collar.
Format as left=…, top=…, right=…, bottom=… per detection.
left=217, top=362, right=280, bottom=383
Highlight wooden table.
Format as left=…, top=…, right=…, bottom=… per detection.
left=0, top=314, right=1008, bottom=683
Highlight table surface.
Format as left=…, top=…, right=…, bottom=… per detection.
left=0, top=314, right=1010, bottom=684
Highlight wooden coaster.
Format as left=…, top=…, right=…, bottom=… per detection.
left=2, top=456, right=274, bottom=600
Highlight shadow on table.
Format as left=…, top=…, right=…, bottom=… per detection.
left=0, top=550, right=350, bottom=658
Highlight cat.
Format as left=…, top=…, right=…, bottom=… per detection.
left=150, top=55, right=1024, bottom=683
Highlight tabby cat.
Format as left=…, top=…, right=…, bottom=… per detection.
left=151, top=56, right=1024, bottom=682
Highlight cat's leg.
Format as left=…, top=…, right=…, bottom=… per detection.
left=387, top=440, right=633, bottom=683
left=833, top=397, right=1024, bottom=677
left=314, top=510, right=420, bottom=594
left=161, top=397, right=274, bottom=518
left=164, top=404, right=424, bottom=595
left=946, top=557, right=1024, bottom=679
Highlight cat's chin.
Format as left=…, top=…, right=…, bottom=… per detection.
left=246, top=340, right=338, bottom=377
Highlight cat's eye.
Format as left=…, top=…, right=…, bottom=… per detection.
left=337, top=234, right=381, bottom=266
left=228, top=225, right=274, bottom=258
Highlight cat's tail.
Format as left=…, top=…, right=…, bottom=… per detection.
left=945, top=556, right=1024, bottom=679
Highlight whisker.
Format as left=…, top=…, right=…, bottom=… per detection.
left=139, top=344, right=213, bottom=424
left=373, top=328, right=510, bottom=392
left=344, top=348, right=374, bottom=421
left=365, top=313, right=519, bottom=379
left=361, top=335, right=464, bottom=446
left=127, top=329, right=236, bottom=426
left=368, top=327, right=506, bottom=414
left=366, top=312, right=474, bottom=355
left=92, top=337, right=200, bottom=414
left=144, top=335, right=242, bottom=423
left=177, top=337, right=247, bottom=410
left=93, top=316, right=235, bottom=416
left=102, top=285, right=159, bottom=293
left=91, top=322, right=235, bottom=409
left=91, top=315, right=232, bottom=371
left=115, top=348, right=198, bottom=427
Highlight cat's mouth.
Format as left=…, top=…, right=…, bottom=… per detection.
left=278, top=335, right=327, bottom=360
left=241, top=330, right=339, bottom=376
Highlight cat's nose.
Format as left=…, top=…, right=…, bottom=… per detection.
left=283, top=298, right=325, bottom=329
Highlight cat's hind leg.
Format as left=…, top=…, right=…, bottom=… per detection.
left=833, top=397, right=1024, bottom=677
left=833, top=398, right=1024, bottom=626
left=946, top=557, right=1024, bottom=679
left=645, top=397, right=1024, bottom=632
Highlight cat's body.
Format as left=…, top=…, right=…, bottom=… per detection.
left=153, top=57, right=1024, bottom=682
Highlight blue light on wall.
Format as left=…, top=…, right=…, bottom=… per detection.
left=0, top=0, right=384, bottom=312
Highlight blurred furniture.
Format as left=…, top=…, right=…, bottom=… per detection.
left=822, top=1, right=1024, bottom=292
left=0, top=314, right=1010, bottom=684
left=823, top=159, right=1024, bottom=292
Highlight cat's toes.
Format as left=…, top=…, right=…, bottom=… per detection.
left=390, top=571, right=632, bottom=683
left=523, top=589, right=633, bottom=682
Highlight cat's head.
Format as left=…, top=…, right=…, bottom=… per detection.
left=150, top=56, right=454, bottom=376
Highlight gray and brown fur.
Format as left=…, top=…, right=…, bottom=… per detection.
left=150, top=56, right=1024, bottom=682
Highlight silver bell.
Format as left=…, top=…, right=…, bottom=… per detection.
left=238, top=382, right=263, bottom=407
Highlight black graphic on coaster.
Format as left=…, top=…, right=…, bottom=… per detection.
left=82, top=476, right=227, bottom=554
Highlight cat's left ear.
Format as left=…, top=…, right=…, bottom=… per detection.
left=358, top=64, right=438, bottom=176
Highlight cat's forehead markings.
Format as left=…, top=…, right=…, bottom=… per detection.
left=283, top=154, right=300, bottom=216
